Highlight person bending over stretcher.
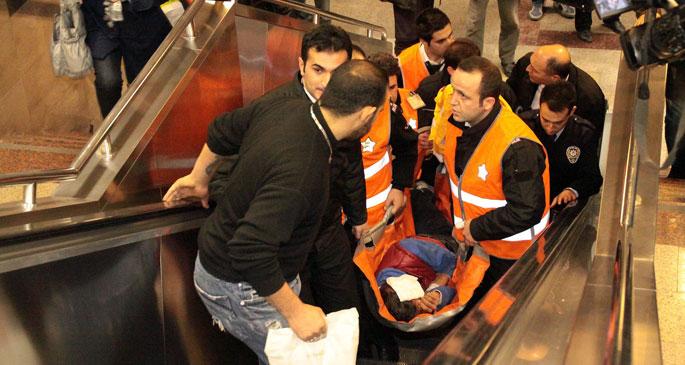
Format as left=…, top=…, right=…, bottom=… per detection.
left=376, top=236, right=457, bottom=321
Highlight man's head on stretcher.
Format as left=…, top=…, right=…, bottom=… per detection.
left=375, top=237, right=458, bottom=321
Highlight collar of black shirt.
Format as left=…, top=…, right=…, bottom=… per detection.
left=425, top=61, right=444, bottom=75
left=312, top=103, right=338, bottom=148
left=440, top=69, right=451, bottom=86
left=448, top=101, right=502, bottom=137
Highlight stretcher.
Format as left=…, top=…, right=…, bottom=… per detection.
left=353, top=209, right=491, bottom=332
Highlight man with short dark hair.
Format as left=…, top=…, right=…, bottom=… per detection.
left=444, top=56, right=550, bottom=311
left=520, top=81, right=603, bottom=207
left=397, top=8, right=454, bottom=91
left=208, top=25, right=368, bottom=315
left=507, top=44, right=607, bottom=136
left=164, top=60, right=388, bottom=364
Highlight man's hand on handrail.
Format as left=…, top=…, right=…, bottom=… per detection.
left=163, top=144, right=218, bottom=208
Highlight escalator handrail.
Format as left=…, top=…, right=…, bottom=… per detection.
left=0, top=0, right=210, bottom=187
left=0, top=0, right=388, bottom=189
left=260, top=0, right=388, bottom=40
left=424, top=199, right=592, bottom=364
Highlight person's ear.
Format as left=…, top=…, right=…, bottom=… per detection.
left=569, top=105, right=577, bottom=117
left=482, top=96, right=496, bottom=110
left=298, top=57, right=305, bottom=76
left=550, top=74, right=562, bottom=82
left=359, top=105, right=378, bottom=123
left=447, top=66, right=456, bottom=76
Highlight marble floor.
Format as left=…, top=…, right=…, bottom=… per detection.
left=0, top=0, right=682, bottom=362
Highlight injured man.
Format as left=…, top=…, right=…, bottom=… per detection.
left=376, top=236, right=457, bottom=321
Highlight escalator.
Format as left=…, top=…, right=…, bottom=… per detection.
left=0, top=1, right=663, bottom=364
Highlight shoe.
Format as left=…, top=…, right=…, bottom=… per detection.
left=554, top=2, right=576, bottom=18
left=577, top=29, right=592, bottom=42
left=602, top=20, right=625, bottom=33
left=528, top=3, right=543, bottom=20
left=502, top=62, right=514, bottom=77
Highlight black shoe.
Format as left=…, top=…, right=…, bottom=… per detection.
left=577, top=30, right=592, bottom=43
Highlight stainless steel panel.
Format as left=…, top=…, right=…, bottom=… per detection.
left=159, top=230, right=257, bottom=364
left=53, top=1, right=240, bottom=205
left=235, top=16, right=270, bottom=105
left=0, top=240, right=164, bottom=364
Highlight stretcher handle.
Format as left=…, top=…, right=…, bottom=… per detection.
left=358, top=205, right=395, bottom=248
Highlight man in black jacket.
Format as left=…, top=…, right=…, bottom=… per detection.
left=507, top=44, right=607, bottom=138
left=209, top=25, right=367, bottom=314
left=520, top=81, right=603, bottom=207
left=164, top=61, right=388, bottom=363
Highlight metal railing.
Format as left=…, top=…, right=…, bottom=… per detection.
left=0, top=0, right=387, bottom=209
left=0, top=0, right=209, bottom=208
left=260, top=0, right=387, bottom=40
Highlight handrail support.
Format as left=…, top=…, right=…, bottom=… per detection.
left=23, top=183, right=36, bottom=209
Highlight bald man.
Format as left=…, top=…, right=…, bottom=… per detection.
left=507, top=44, right=607, bottom=137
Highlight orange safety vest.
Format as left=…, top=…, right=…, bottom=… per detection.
left=361, top=99, right=415, bottom=242
left=443, top=104, right=551, bottom=260
left=398, top=43, right=429, bottom=91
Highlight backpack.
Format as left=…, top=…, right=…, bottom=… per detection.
left=51, top=0, right=93, bottom=78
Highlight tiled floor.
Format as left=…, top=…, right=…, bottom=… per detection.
left=655, top=177, right=685, bottom=364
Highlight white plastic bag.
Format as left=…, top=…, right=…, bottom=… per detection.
left=264, top=308, right=359, bottom=365
left=50, top=0, right=93, bottom=78
left=160, top=0, right=184, bottom=26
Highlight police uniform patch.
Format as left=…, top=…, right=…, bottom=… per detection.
left=566, top=146, right=581, bottom=164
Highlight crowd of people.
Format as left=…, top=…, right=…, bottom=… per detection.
left=160, top=4, right=613, bottom=364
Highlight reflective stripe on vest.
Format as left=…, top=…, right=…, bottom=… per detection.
left=449, top=178, right=507, bottom=209
left=444, top=103, right=551, bottom=259
left=502, top=211, right=550, bottom=241
left=366, top=184, right=392, bottom=208
left=364, top=151, right=391, bottom=180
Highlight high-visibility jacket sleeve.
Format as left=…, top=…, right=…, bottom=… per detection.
left=470, top=139, right=547, bottom=241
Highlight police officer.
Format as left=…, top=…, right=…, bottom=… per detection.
left=520, top=81, right=603, bottom=207
left=507, top=44, right=607, bottom=137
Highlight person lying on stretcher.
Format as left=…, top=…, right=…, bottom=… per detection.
left=376, top=236, right=457, bottom=321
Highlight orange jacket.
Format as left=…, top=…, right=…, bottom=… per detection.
left=361, top=99, right=394, bottom=226
left=361, top=99, right=415, bottom=245
left=398, top=43, right=429, bottom=91
left=444, top=104, right=551, bottom=260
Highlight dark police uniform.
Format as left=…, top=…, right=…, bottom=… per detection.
left=521, top=109, right=603, bottom=201
left=507, top=53, right=607, bottom=137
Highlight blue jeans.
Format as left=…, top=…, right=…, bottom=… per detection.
left=193, top=256, right=301, bottom=365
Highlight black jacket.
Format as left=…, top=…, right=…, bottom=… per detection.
left=521, top=110, right=603, bottom=200
left=506, top=52, right=607, bottom=136
left=200, top=100, right=333, bottom=296
left=209, top=75, right=367, bottom=227
left=390, top=97, right=419, bottom=190
left=449, top=104, right=548, bottom=242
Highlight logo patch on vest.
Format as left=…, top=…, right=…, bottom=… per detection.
left=408, top=118, right=418, bottom=130
left=361, top=137, right=376, bottom=153
left=566, top=146, right=581, bottom=164
left=478, top=164, right=488, bottom=181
